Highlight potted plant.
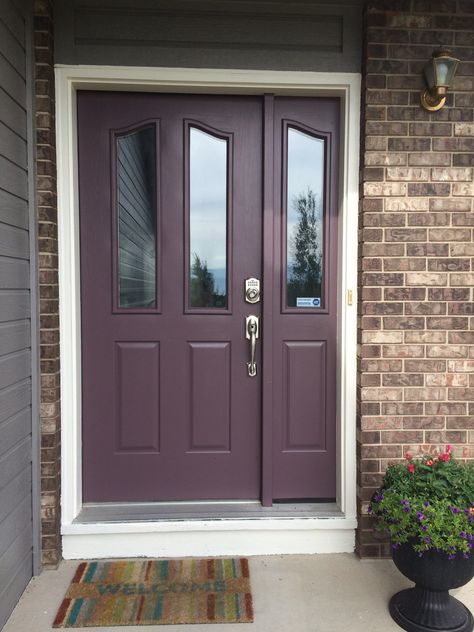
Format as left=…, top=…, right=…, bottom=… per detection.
left=369, top=445, right=474, bottom=632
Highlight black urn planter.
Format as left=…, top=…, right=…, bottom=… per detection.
left=390, top=543, right=474, bottom=632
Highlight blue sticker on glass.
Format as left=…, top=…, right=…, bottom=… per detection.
left=296, top=297, right=321, bottom=307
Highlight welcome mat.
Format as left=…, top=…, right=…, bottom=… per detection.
left=53, top=558, right=254, bottom=627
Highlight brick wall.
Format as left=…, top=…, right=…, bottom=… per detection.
left=34, top=0, right=61, bottom=567
left=357, top=0, right=474, bottom=557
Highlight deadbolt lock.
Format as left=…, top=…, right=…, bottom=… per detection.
left=245, top=278, right=261, bottom=304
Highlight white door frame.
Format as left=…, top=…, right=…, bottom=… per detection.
left=55, top=65, right=360, bottom=559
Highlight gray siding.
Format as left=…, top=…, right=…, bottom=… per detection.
left=55, top=0, right=363, bottom=72
left=0, top=0, right=34, bottom=628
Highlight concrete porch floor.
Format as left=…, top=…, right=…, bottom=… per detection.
left=4, top=554, right=474, bottom=632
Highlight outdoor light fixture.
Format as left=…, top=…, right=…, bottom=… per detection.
left=421, top=48, right=460, bottom=112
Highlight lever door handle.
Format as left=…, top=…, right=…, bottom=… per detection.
left=245, top=315, right=259, bottom=377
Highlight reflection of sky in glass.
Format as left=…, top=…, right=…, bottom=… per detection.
left=287, top=128, right=324, bottom=272
left=190, top=128, right=227, bottom=294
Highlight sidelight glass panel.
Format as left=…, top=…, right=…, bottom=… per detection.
left=189, top=127, right=228, bottom=309
left=117, top=126, right=157, bottom=308
left=286, top=127, right=325, bottom=309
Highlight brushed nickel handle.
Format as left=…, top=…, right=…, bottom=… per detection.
left=245, top=315, right=259, bottom=377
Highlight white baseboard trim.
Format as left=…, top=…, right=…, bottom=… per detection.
left=62, top=519, right=357, bottom=559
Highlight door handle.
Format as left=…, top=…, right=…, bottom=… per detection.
left=245, top=315, right=259, bottom=377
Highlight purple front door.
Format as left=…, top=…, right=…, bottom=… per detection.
left=78, top=92, right=339, bottom=504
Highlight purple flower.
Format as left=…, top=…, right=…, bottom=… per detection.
left=468, top=535, right=473, bottom=542
left=401, top=499, right=409, bottom=506
left=376, top=494, right=384, bottom=502
left=452, top=507, right=460, bottom=514
left=368, top=504, right=372, bottom=514
left=417, top=512, right=424, bottom=521
left=424, top=536, right=432, bottom=544
left=463, top=553, right=470, bottom=559
left=423, top=501, right=430, bottom=507
left=391, top=543, right=400, bottom=550
left=467, top=543, right=473, bottom=549
left=469, top=516, right=473, bottom=524
left=448, top=554, right=456, bottom=561
left=460, top=532, right=467, bottom=539
left=403, top=507, right=410, bottom=513
left=421, top=525, right=427, bottom=532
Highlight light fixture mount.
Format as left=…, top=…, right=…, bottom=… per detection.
left=420, top=48, right=459, bottom=112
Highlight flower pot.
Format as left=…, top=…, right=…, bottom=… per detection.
left=390, top=543, right=474, bottom=632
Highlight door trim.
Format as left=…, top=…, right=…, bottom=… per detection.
left=56, top=65, right=360, bottom=557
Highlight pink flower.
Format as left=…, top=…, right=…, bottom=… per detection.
left=446, top=444, right=452, bottom=455
left=408, top=464, right=415, bottom=473
left=405, top=453, right=411, bottom=460
left=438, top=453, right=449, bottom=462
left=426, top=458, right=435, bottom=466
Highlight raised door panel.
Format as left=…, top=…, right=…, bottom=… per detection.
left=282, top=341, right=326, bottom=452
left=188, top=342, right=231, bottom=452
left=115, top=342, right=160, bottom=452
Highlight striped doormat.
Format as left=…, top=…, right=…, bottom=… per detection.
left=53, top=559, right=254, bottom=627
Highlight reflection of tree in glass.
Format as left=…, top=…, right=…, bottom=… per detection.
left=288, top=188, right=322, bottom=307
left=190, top=254, right=226, bottom=308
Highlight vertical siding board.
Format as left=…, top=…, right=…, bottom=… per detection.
left=0, top=54, right=26, bottom=105
left=0, top=439, right=31, bottom=494
left=0, top=467, right=31, bottom=524
left=0, top=190, right=29, bottom=229
left=0, top=19, right=26, bottom=77
left=0, top=379, right=31, bottom=424
left=0, top=351, right=31, bottom=395
left=0, top=121, right=28, bottom=169
left=0, top=524, right=34, bottom=596
left=0, top=156, right=28, bottom=199
left=0, top=257, right=30, bottom=288
left=0, top=291, right=31, bottom=321
left=0, top=408, right=32, bottom=456
left=0, top=0, right=25, bottom=47
left=0, top=497, right=32, bottom=560
left=0, top=555, right=32, bottom=630
left=0, top=0, right=34, bottom=624
left=0, top=223, right=29, bottom=259
left=0, top=90, right=27, bottom=139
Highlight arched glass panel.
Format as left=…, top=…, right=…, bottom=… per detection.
left=117, top=126, right=157, bottom=309
left=286, top=127, right=325, bottom=309
left=189, top=127, right=228, bottom=309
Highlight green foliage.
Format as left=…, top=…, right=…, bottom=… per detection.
left=190, top=254, right=225, bottom=308
left=369, top=448, right=474, bottom=557
left=287, top=188, right=322, bottom=306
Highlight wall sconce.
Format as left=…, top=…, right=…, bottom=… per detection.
left=421, top=48, right=459, bottom=112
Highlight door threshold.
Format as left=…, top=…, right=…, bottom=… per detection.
left=74, top=501, right=343, bottom=524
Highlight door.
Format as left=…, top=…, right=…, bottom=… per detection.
left=270, top=98, right=339, bottom=501
left=78, top=92, right=339, bottom=505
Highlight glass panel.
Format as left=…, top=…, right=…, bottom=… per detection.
left=189, top=127, right=228, bottom=309
left=117, top=127, right=157, bottom=308
left=286, top=127, right=325, bottom=309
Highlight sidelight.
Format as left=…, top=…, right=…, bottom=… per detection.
left=286, top=126, right=325, bottom=309
left=116, top=126, right=157, bottom=309
left=189, top=126, right=228, bottom=309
